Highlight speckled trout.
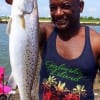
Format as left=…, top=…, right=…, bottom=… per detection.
left=7, top=0, right=39, bottom=99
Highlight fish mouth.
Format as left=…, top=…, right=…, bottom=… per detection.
left=21, top=3, right=34, bottom=14
left=18, top=0, right=37, bottom=14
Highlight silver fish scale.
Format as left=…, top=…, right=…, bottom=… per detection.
left=31, top=53, right=41, bottom=99
left=22, top=12, right=39, bottom=98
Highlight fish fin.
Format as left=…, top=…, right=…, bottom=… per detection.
left=7, top=72, right=17, bottom=90
left=6, top=18, right=12, bottom=35
left=19, top=15, right=25, bottom=29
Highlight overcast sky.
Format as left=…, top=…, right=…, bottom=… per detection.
left=0, top=0, right=100, bottom=18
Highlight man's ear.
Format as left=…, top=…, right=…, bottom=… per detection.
left=80, top=1, right=84, bottom=13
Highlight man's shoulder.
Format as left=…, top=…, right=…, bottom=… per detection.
left=39, top=22, right=55, bottom=52
left=89, top=27, right=100, bottom=56
left=89, top=28, right=100, bottom=42
left=40, top=22, right=55, bottom=39
left=40, top=22, right=54, bottom=30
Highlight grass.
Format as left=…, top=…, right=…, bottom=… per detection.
left=0, top=17, right=100, bottom=24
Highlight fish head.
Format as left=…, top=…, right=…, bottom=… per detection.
left=9, top=0, right=38, bottom=32
left=12, top=0, right=35, bottom=14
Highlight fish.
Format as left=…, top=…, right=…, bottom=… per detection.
left=7, top=72, right=17, bottom=90
left=7, top=0, right=39, bottom=99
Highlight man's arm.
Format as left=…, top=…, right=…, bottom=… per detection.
left=95, top=34, right=100, bottom=67
left=90, top=29, right=100, bottom=68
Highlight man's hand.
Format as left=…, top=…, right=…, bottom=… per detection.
left=5, top=0, right=13, bottom=4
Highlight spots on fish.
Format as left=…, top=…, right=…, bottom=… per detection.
left=22, top=39, right=38, bottom=93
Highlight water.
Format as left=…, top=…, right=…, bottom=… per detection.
left=0, top=24, right=11, bottom=76
left=0, top=24, right=100, bottom=76
left=89, top=25, right=100, bottom=33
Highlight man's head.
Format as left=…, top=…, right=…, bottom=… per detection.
left=49, top=0, right=84, bottom=31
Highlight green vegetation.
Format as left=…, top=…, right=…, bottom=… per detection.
left=0, top=16, right=100, bottom=24
left=40, top=16, right=100, bottom=23
left=80, top=16, right=100, bottom=23
left=39, top=17, right=51, bottom=21
left=0, top=16, right=9, bottom=20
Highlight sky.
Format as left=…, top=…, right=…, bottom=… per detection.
left=0, top=0, right=100, bottom=18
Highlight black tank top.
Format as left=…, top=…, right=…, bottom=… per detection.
left=39, top=26, right=98, bottom=100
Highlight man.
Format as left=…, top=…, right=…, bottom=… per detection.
left=6, top=0, right=100, bottom=100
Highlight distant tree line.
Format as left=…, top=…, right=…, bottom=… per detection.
left=0, top=16, right=100, bottom=19
left=40, top=16, right=100, bottom=22
left=80, top=16, right=100, bottom=20
left=0, top=16, right=9, bottom=21
left=0, top=16, right=100, bottom=22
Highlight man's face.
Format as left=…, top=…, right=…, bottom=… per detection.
left=49, top=0, right=84, bottom=30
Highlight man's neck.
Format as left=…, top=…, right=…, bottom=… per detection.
left=57, top=24, right=81, bottom=41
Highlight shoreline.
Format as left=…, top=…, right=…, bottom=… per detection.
left=80, top=22, right=100, bottom=25
left=0, top=20, right=100, bottom=25
left=0, top=21, right=8, bottom=24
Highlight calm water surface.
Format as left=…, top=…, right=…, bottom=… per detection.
left=0, top=24, right=100, bottom=76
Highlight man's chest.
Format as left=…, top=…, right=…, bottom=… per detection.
left=56, top=36, right=85, bottom=60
